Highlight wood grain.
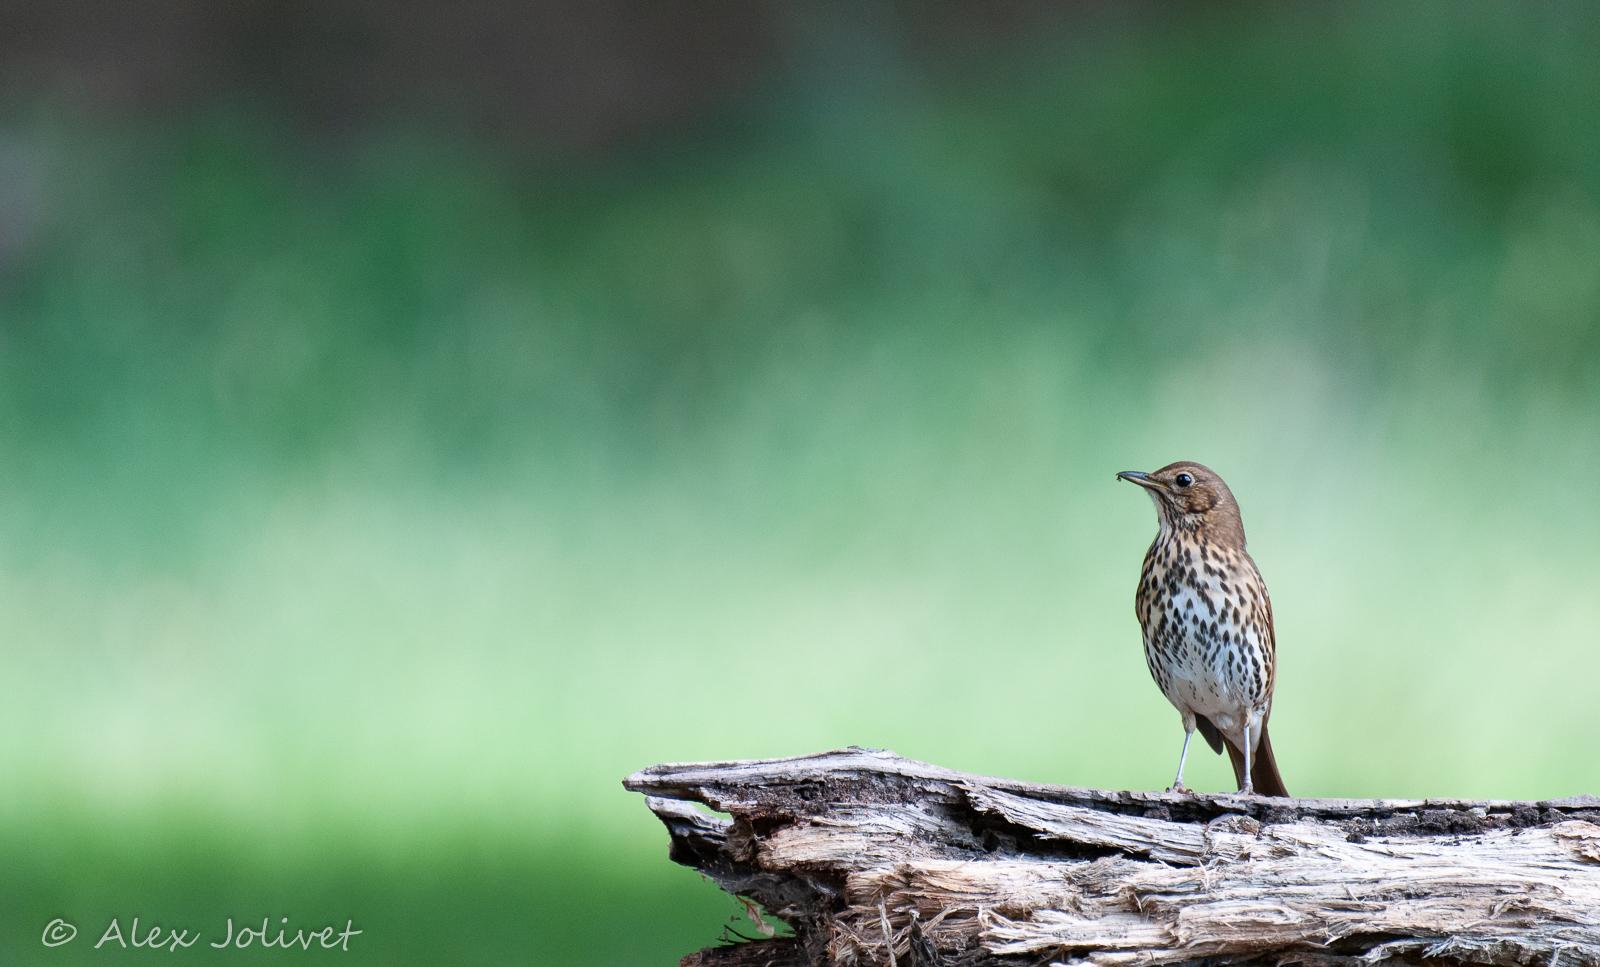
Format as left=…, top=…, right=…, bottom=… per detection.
left=626, top=747, right=1600, bottom=967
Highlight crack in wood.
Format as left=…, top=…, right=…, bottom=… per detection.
left=627, top=748, right=1600, bottom=967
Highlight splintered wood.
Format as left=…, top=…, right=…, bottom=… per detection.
left=626, top=748, right=1600, bottom=967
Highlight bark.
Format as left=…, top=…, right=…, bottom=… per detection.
left=624, top=747, right=1600, bottom=967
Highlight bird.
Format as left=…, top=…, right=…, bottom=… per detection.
left=1116, top=462, right=1289, bottom=797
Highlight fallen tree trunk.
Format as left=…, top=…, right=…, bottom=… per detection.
left=624, top=748, right=1600, bottom=967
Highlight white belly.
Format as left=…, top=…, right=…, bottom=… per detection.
left=1144, top=578, right=1263, bottom=735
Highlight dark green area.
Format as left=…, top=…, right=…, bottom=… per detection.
left=5, top=812, right=735, bottom=965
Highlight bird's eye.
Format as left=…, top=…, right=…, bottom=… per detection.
left=1174, top=473, right=1193, bottom=488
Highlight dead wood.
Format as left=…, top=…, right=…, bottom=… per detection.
left=625, top=747, right=1600, bottom=967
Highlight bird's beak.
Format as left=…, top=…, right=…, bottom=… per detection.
left=1116, top=470, right=1163, bottom=490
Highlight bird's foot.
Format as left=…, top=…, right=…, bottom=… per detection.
left=1166, top=782, right=1190, bottom=794
left=1237, top=783, right=1255, bottom=796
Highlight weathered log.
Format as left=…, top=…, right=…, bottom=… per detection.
left=625, top=747, right=1600, bottom=967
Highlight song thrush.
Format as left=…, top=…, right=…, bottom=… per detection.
left=1116, top=462, right=1288, bottom=797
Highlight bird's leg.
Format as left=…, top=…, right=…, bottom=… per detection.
left=1169, top=727, right=1195, bottom=793
left=1239, top=719, right=1255, bottom=795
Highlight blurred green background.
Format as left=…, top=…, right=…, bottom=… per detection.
left=3, top=2, right=1600, bottom=963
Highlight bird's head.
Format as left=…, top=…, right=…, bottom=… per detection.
left=1116, top=461, right=1246, bottom=546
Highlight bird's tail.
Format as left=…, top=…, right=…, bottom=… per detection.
left=1224, top=723, right=1289, bottom=798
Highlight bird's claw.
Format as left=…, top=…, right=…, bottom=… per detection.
left=1166, top=783, right=1190, bottom=794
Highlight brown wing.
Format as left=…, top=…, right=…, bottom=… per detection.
left=1241, top=551, right=1277, bottom=696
